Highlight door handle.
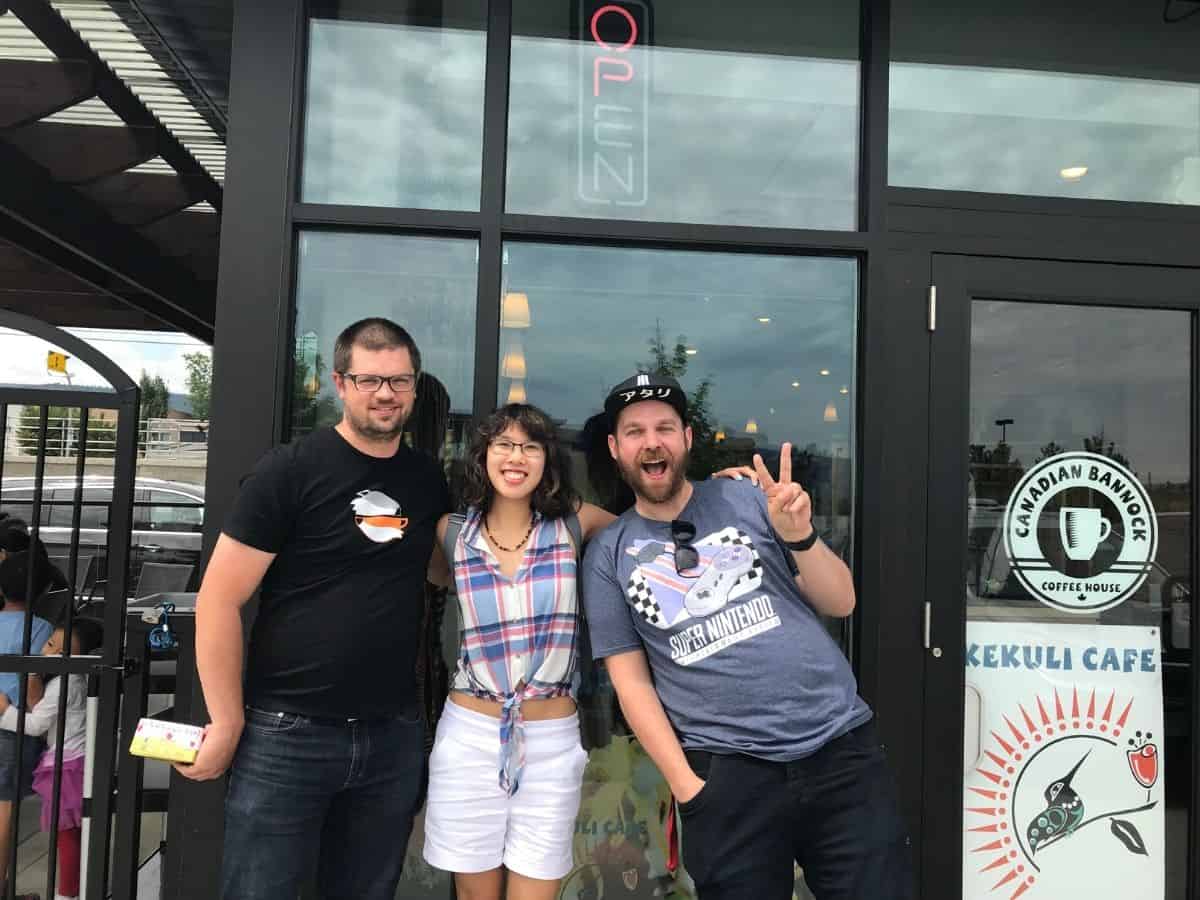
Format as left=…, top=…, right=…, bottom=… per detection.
left=143, top=544, right=162, bottom=553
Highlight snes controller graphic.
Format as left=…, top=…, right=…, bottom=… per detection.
left=684, top=544, right=754, bottom=617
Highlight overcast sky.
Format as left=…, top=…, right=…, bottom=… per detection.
left=0, top=327, right=210, bottom=394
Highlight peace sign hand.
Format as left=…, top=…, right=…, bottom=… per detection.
left=751, top=443, right=813, bottom=543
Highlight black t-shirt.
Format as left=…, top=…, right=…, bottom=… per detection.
left=224, top=426, right=450, bottom=719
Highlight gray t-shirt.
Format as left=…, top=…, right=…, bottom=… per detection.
left=582, top=478, right=871, bottom=761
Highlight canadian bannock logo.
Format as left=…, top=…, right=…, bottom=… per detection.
left=1002, top=452, right=1157, bottom=613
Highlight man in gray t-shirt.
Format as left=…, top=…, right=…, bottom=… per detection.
left=583, top=373, right=913, bottom=900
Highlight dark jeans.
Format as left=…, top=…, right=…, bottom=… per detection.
left=678, top=721, right=914, bottom=900
left=222, top=706, right=425, bottom=900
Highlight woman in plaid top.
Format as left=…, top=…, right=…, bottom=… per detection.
left=423, top=404, right=614, bottom=900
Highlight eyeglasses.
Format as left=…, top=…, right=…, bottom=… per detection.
left=340, top=372, right=418, bottom=393
left=489, top=438, right=546, bottom=459
left=671, top=519, right=700, bottom=574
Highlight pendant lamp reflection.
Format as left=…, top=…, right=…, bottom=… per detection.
left=501, top=292, right=531, bottom=329
left=506, top=380, right=527, bottom=404
left=823, top=402, right=839, bottom=423
left=745, top=419, right=759, bottom=434
left=501, top=341, right=527, bottom=379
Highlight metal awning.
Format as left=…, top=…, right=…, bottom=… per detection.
left=0, top=0, right=230, bottom=340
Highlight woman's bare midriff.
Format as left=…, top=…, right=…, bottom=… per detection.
left=449, top=691, right=577, bottom=721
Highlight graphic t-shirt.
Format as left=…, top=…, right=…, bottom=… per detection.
left=225, top=426, right=450, bottom=719
left=582, top=478, right=870, bottom=760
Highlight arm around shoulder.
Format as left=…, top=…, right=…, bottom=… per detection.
left=426, top=514, right=452, bottom=587
left=576, top=501, right=616, bottom=540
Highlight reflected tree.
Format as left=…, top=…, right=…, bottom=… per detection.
left=1037, top=441, right=1067, bottom=462
left=640, top=324, right=739, bottom=479
left=1083, top=429, right=1130, bottom=468
left=291, top=350, right=338, bottom=435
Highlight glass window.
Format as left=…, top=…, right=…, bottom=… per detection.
left=301, top=0, right=487, bottom=210
left=498, top=242, right=857, bottom=899
left=143, top=491, right=203, bottom=533
left=290, top=231, right=478, bottom=458
left=890, top=0, right=1200, bottom=205
left=0, top=489, right=33, bottom=527
left=507, top=1, right=860, bottom=229
left=963, top=301, right=1192, bottom=899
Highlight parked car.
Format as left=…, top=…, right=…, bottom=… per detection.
left=0, top=476, right=204, bottom=595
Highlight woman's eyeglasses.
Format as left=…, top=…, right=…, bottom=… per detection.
left=671, top=519, right=700, bottom=573
left=489, top=438, right=546, bottom=460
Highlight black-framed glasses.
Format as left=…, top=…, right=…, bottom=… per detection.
left=339, top=372, right=418, bottom=393
left=671, top=519, right=700, bottom=574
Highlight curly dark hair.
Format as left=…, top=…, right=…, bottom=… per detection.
left=461, top=404, right=579, bottom=520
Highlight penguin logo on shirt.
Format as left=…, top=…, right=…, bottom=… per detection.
left=350, top=490, right=408, bottom=543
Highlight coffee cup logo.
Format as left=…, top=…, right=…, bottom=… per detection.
left=1003, top=452, right=1157, bottom=613
left=1059, top=507, right=1112, bottom=561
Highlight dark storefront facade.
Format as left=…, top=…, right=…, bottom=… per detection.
left=192, top=1, right=1200, bottom=898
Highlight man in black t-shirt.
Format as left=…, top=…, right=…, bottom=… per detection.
left=178, top=318, right=450, bottom=900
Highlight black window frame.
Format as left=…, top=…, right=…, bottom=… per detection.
left=199, top=3, right=1200, bottom=900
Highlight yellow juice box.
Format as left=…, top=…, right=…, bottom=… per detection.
left=128, top=718, right=204, bottom=764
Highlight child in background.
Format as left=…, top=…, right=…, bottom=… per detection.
left=0, top=549, right=53, bottom=900
left=0, top=618, right=103, bottom=900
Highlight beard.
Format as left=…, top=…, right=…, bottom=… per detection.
left=616, top=447, right=690, bottom=505
left=344, top=403, right=408, bottom=443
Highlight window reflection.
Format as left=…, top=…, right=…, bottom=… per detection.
left=965, top=301, right=1192, bottom=899
left=498, top=242, right=857, bottom=899
left=290, top=231, right=477, bottom=458
left=507, top=1, right=859, bottom=229
left=890, top=0, right=1200, bottom=205
left=302, top=1, right=487, bottom=210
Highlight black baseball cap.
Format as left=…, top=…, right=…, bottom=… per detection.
left=605, top=373, right=688, bottom=431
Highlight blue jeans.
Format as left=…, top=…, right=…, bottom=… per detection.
left=221, top=706, right=425, bottom=900
left=678, top=721, right=914, bottom=900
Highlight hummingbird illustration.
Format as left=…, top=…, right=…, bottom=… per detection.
left=1027, top=750, right=1090, bottom=854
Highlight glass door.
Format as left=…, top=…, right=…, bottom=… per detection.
left=923, top=257, right=1199, bottom=900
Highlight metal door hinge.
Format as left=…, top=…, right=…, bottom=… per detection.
left=927, top=285, right=937, bottom=332
left=924, top=601, right=943, bottom=657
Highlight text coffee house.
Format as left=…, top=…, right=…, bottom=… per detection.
left=193, top=1, right=1200, bottom=898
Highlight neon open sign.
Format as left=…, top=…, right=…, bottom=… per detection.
left=577, top=0, right=651, bottom=207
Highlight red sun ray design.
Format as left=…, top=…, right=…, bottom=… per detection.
left=1116, top=697, right=1135, bottom=733
left=1102, top=691, right=1115, bottom=722
left=1019, top=704, right=1037, bottom=735
left=1004, top=715, right=1026, bottom=744
left=992, top=730, right=1016, bottom=755
left=964, top=686, right=1143, bottom=899
left=1036, top=696, right=1051, bottom=727
left=981, top=855, right=1010, bottom=873
left=992, top=869, right=1021, bottom=890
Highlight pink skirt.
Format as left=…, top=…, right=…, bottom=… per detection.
left=31, top=752, right=85, bottom=832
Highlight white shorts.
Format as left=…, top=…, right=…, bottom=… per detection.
left=423, top=700, right=587, bottom=881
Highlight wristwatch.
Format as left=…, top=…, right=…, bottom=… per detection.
left=784, top=530, right=820, bottom=552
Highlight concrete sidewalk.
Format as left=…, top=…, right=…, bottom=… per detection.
left=12, top=798, right=163, bottom=900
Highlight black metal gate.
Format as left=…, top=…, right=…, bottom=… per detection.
left=0, top=310, right=138, bottom=900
